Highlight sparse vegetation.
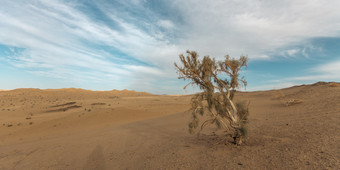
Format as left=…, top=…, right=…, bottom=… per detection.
left=272, top=89, right=303, bottom=106
left=285, top=99, right=303, bottom=106
left=329, top=82, right=339, bottom=87
left=174, top=50, right=249, bottom=145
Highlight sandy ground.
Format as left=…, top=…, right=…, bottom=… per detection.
left=0, top=83, right=339, bottom=169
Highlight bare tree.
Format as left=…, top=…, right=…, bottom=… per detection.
left=174, top=50, right=249, bottom=145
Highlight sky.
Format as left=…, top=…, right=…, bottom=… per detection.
left=0, top=0, right=340, bottom=94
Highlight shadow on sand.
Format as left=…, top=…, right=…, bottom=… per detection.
left=83, top=145, right=106, bottom=170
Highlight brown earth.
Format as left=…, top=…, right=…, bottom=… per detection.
left=0, top=83, right=339, bottom=169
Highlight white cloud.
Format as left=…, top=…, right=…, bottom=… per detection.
left=254, top=60, right=340, bottom=91
left=285, top=49, right=300, bottom=57
left=317, top=60, right=340, bottom=73
left=1, top=0, right=340, bottom=93
left=174, top=0, right=340, bottom=59
left=0, top=0, right=180, bottom=91
left=157, top=20, right=175, bottom=29
left=292, top=60, right=340, bottom=81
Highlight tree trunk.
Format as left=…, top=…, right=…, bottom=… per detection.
left=233, top=136, right=242, bottom=145
left=233, top=129, right=243, bottom=145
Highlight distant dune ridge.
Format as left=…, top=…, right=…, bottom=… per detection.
left=0, top=81, right=339, bottom=169
left=282, top=81, right=340, bottom=89
left=1, top=88, right=152, bottom=96
left=1, top=81, right=338, bottom=94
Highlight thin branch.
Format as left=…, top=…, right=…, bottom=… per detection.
left=197, top=118, right=215, bottom=137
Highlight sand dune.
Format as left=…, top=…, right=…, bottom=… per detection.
left=0, top=82, right=339, bottom=169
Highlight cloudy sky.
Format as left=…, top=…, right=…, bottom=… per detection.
left=0, top=0, right=340, bottom=94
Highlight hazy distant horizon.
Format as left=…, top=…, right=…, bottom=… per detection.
left=1, top=81, right=339, bottom=95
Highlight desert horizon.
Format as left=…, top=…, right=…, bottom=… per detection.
left=1, top=0, right=340, bottom=169
left=0, top=88, right=152, bottom=94
left=1, top=81, right=339, bottom=169
left=2, top=81, right=338, bottom=94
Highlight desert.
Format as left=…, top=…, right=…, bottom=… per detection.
left=2, top=0, right=340, bottom=169
left=0, top=82, right=339, bottom=169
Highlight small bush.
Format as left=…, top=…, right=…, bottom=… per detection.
left=329, top=82, right=339, bottom=87
left=175, top=50, right=249, bottom=145
left=285, top=99, right=303, bottom=106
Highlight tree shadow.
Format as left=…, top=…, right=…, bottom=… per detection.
left=83, top=145, right=106, bottom=170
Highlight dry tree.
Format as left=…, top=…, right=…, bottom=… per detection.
left=174, top=50, right=249, bottom=145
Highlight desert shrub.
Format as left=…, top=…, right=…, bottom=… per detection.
left=285, top=99, right=303, bottom=106
left=272, top=90, right=303, bottom=106
left=329, top=82, right=339, bottom=87
left=175, top=50, right=249, bottom=145
left=235, top=101, right=249, bottom=137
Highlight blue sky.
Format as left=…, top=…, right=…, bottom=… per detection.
left=0, top=0, right=340, bottom=94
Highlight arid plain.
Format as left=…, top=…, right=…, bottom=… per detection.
left=0, top=82, right=339, bottom=169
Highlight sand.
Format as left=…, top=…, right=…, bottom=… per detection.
left=0, top=82, right=339, bottom=169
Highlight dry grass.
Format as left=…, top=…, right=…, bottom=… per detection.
left=329, top=82, right=339, bottom=87
left=285, top=99, right=303, bottom=106
left=272, top=90, right=303, bottom=106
